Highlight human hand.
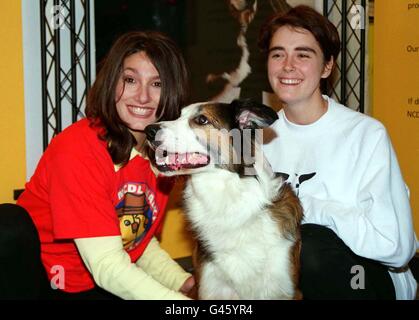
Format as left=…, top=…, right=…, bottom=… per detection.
left=179, top=276, right=197, bottom=299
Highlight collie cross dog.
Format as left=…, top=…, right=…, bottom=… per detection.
left=145, top=99, right=303, bottom=300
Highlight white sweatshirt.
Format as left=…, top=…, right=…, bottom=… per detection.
left=262, top=96, right=418, bottom=299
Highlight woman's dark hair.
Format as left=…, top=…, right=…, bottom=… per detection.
left=86, top=31, right=190, bottom=166
left=258, top=5, right=341, bottom=64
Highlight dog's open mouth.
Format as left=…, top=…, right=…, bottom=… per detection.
left=155, top=151, right=210, bottom=172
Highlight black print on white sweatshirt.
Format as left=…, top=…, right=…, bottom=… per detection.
left=277, top=172, right=316, bottom=196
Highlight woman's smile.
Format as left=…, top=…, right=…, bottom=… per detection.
left=126, top=105, right=156, bottom=118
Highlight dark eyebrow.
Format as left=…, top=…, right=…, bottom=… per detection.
left=295, top=46, right=317, bottom=54
left=122, top=67, right=160, bottom=79
left=268, top=46, right=317, bottom=55
left=268, top=46, right=285, bottom=53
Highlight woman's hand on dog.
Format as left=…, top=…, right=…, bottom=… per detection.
left=180, top=275, right=197, bottom=299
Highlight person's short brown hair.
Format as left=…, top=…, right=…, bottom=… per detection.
left=86, top=31, right=190, bottom=166
left=258, top=5, right=341, bottom=63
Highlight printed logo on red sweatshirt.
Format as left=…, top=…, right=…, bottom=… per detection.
left=116, top=182, right=158, bottom=251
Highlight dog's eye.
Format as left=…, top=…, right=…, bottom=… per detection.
left=195, top=115, right=209, bottom=125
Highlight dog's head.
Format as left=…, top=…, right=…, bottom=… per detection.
left=145, top=99, right=278, bottom=176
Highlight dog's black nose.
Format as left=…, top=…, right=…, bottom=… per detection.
left=144, top=124, right=161, bottom=141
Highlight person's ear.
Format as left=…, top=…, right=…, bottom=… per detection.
left=321, top=57, right=334, bottom=79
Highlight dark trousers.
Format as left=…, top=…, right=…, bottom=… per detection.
left=1, top=204, right=396, bottom=300
left=300, top=223, right=396, bottom=300
left=0, top=203, right=118, bottom=300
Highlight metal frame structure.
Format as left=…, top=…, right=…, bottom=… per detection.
left=14, top=0, right=366, bottom=201
left=324, top=0, right=367, bottom=113
left=39, top=0, right=91, bottom=150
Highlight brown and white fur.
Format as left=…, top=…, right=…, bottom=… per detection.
left=145, top=99, right=303, bottom=300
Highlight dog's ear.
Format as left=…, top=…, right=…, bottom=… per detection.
left=232, top=98, right=278, bottom=129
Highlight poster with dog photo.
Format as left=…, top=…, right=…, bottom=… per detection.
left=184, top=0, right=321, bottom=108
left=95, top=0, right=320, bottom=108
